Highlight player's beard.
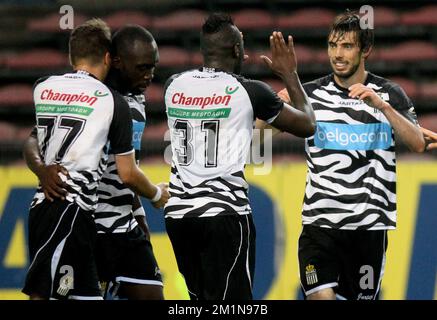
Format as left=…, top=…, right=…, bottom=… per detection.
left=331, top=57, right=360, bottom=80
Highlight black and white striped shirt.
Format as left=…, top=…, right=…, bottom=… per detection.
left=302, top=73, right=418, bottom=230
left=94, top=92, right=146, bottom=233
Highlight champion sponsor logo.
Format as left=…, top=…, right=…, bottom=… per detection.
left=305, top=264, right=318, bottom=285
left=225, top=85, right=239, bottom=94
left=40, top=89, right=106, bottom=106
left=171, top=91, right=233, bottom=109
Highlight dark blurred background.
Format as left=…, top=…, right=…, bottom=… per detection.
left=1, top=0, right=436, bottom=164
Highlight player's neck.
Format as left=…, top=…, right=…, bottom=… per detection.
left=203, top=59, right=235, bottom=73
left=73, top=64, right=106, bottom=81
left=334, top=65, right=368, bottom=89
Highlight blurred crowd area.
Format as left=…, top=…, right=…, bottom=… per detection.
left=0, top=0, right=436, bottom=164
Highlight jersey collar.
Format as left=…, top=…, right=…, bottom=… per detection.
left=330, top=72, right=373, bottom=93
left=200, top=66, right=225, bottom=73
left=73, top=69, right=99, bottom=80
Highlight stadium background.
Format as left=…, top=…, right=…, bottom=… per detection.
left=0, top=0, right=436, bottom=299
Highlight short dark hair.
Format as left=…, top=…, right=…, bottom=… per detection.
left=202, top=12, right=234, bottom=34
left=200, top=12, right=240, bottom=57
left=69, top=18, right=111, bottom=66
left=112, top=25, right=155, bottom=57
left=329, top=10, right=374, bottom=52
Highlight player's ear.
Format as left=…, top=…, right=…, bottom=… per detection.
left=104, top=52, right=111, bottom=67
left=362, top=45, right=373, bottom=60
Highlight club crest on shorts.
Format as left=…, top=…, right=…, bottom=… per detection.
left=57, top=265, right=74, bottom=296
left=155, top=266, right=161, bottom=277
left=305, top=264, right=318, bottom=285
left=99, top=281, right=107, bottom=296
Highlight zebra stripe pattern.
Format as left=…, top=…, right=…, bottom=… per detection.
left=302, top=73, right=418, bottom=230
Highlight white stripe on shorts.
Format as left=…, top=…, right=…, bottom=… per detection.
left=222, top=220, right=243, bottom=300
left=50, top=205, right=80, bottom=297
left=114, top=276, right=163, bottom=287
left=27, top=202, right=73, bottom=273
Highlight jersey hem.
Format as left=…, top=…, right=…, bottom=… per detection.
left=164, top=210, right=251, bottom=219
left=302, top=221, right=396, bottom=231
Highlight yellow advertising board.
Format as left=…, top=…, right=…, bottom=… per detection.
left=0, top=163, right=436, bottom=300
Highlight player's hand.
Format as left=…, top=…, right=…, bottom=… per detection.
left=277, top=88, right=291, bottom=103
left=261, top=31, right=297, bottom=77
left=152, top=182, right=170, bottom=209
left=421, top=127, right=437, bottom=151
left=348, top=83, right=387, bottom=110
left=38, top=164, right=69, bottom=202
left=425, top=137, right=437, bottom=150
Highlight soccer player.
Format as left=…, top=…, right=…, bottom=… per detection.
left=22, top=19, right=168, bottom=300
left=24, top=25, right=166, bottom=300
left=93, top=25, right=165, bottom=300
left=278, top=10, right=425, bottom=300
left=164, top=13, right=315, bottom=300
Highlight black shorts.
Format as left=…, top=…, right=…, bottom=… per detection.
left=165, top=214, right=256, bottom=300
left=298, top=225, right=388, bottom=300
left=95, top=225, right=163, bottom=298
left=22, top=199, right=101, bottom=300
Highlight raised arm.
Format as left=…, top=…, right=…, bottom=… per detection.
left=261, top=31, right=315, bottom=137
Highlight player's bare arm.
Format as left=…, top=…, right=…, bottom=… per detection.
left=115, top=152, right=169, bottom=208
left=261, top=31, right=315, bottom=137
left=277, top=88, right=291, bottom=104
left=23, top=133, right=68, bottom=202
left=253, top=88, right=293, bottom=138
left=348, top=83, right=426, bottom=153
left=132, top=194, right=151, bottom=240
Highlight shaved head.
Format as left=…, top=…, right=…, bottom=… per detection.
left=110, top=25, right=159, bottom=93
left=112, top=25, right=156, bottom=58
left=200, top=13, right=244, bottom=74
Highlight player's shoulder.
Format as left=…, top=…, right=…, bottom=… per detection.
left=164, top=69, right=198, bottom=90
left=227, top=73, right=275, bottom=94
left=32, top=74, right=58, bottom=91
left=33, top=75, right=50, bottom=87
left=367, top=73, right=408, bottom=98
left=108, top=87, right=129, bottom=105
left=303, top=74, right=332, bottom=90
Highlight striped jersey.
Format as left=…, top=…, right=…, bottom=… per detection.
left=94, top=91, right=146, bottom=233
left=302, top=73, right=418, bottom=230
left=164, top=68, right=283, bottom=219
left=31, top=71, right=134, bottom=211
